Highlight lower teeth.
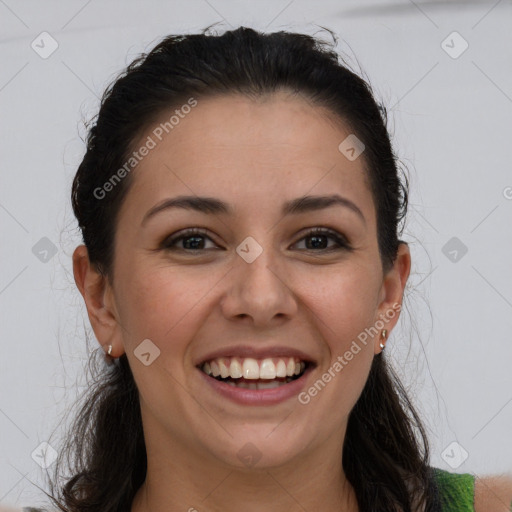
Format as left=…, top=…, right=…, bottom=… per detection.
left=215, top=375, right=299, bottom=389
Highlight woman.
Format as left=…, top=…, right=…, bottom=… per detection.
left=14, top=25, right=511, bottom=512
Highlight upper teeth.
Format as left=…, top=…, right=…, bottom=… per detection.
left=201, top=357, right=306, bottom=380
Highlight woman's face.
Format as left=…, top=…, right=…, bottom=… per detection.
left=76, top=91, right=410, bottom=470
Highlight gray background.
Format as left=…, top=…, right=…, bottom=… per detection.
left=1, top=0, right=511, bottom=509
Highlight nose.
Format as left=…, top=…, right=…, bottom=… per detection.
left=220, top=241, right=298, bottom=327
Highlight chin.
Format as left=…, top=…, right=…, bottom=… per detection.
left=206, top=432, right=305, bottom=471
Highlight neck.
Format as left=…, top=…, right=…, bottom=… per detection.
left=133, top=466, right=358, bottom=512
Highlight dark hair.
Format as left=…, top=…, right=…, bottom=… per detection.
left=42, top=24, right=440, bottom=512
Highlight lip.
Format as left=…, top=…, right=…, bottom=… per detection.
left=194, top=345, right=316, bottom=367
left=197, top=363, right=315, bottom=406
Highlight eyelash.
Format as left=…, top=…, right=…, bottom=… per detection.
left=161, top=227, right=351, bottom=254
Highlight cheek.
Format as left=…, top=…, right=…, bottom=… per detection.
left=297, top=265, right=378, bottom=408
left=301, top=276, right=376, bottom=421
left=301, top=265, right=379, bottom=349
left=115, top=265, right=211, bottom=350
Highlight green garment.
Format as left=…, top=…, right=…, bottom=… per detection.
left=433, top=467, right=476, bottom=511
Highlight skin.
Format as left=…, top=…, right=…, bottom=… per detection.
left=73, top=91, right=412, bottom=512
left=474, top=475, right=512, bottom=512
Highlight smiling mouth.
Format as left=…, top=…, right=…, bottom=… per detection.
left=198, top=357, right=310, bottom=389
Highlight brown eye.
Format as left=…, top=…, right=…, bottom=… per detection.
left=162, top=228, right=219, bottom=251
left=292, top=228, right=351, bottom=252
left=161, top=227, right=351, bottom=254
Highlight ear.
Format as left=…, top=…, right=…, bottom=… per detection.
left=72, top=245, right=123, bottom=357
left=373, top=242, right=411, bottom=354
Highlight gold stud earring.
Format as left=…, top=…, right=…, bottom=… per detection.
left=379, top=329, right=387, bottom=350
left=103, top=344, right=114, bottom=363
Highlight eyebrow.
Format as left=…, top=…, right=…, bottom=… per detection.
left=141, top=193, right=366, bottom=226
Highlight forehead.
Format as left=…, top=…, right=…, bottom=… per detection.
left=150, top=92, right=359, bottom=168
left=121, top=92, right=375, bottom=225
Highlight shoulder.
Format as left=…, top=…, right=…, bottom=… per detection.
left=474, top=472, right=512, bottom=512
left=432, top=466, right=476, bottom=509
left=0, top=506, right=40, bottom=512
left=432, top=467, right=512, bottom=512
left=0, top=507, right=46, bottom=512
